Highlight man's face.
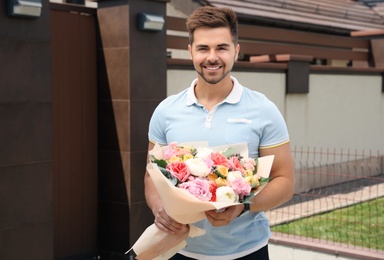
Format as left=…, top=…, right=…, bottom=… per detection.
left=188, top=27, right=240, bottom=85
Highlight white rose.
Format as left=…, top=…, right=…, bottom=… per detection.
left=226, top=171, right=243, bottom=183
left=185, top=158, right=210, bottom=177
left=216, top=186, right=238, bottom=203
left=195, top=147, right=214, bottom=160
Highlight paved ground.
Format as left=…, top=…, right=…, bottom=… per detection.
left=266, top=182, right=384, bottom=226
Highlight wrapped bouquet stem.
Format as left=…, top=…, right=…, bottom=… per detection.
left=127, top=142, right=274, bottom=260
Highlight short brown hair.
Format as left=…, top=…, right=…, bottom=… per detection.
left=186, top=6, right=238, bottom=45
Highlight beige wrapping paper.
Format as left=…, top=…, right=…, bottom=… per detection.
left=127, top=142, right=274, bottom=260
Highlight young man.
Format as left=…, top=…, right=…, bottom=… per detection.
left=144, top=6, right=295, bottom=260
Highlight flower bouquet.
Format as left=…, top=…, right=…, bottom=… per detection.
left=127, top=142, right=274, bottom=260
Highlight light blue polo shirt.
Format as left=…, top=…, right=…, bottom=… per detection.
left=148, top=76, right=289, bottom=259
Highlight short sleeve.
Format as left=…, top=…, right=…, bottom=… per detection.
left=148, top=101, right=168, bottom=145
left=259, top=99, right=289, bottom=149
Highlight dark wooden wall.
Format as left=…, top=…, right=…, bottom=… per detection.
left=0, top=0, right=53, bottom=259
left=97, top=0, right=168, bottom=258
left=51, top=5, right=98, bottom=259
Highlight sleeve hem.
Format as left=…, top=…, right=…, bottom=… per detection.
left=259, top=139, right=290, bottom=149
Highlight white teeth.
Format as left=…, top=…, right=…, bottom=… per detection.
left=206, top=66, right=220, bottom=70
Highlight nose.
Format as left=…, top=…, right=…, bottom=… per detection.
left=207, top=49, right=218, bottom=63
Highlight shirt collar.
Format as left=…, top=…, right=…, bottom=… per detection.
left=186, top=76, right=243, bottom=106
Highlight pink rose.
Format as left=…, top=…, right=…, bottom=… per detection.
left=243, top=158, right=256, bottom=172
left=179, top=178, right=212, bottom=201
left=166, top=161, right=190, bottom=182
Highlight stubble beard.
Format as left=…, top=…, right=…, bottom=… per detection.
left=197, top=69, right=231, bottom=85
left=197, top=61, right=233, bottom=85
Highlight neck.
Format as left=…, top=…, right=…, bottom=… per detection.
left=194, top=76, right=233, bottom=111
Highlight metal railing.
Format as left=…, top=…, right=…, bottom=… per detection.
left=267, top=147, right=384, bottom=255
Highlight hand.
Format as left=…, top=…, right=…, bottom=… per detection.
left=205, top=204, right=244, bottom=227
left=153, top=205, right=189, bottom=234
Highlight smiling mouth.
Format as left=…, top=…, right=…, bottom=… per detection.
left=204, top=65, right=221, bottom=70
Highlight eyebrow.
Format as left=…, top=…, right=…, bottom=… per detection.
left=195, top=43, right=231, bottom=48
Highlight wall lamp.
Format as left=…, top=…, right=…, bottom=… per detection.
left=138, top=13, right=165, bottom=32
left=7, top=0, right=42, bottom=18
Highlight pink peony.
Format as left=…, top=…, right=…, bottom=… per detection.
left=166, top=161, right=190, bottom=182
left=203, top=157, right=214, bottom=170
left=209, top=152, right=230, bottom=168
left=179, top=178, right=212, bottom=201
left=163, top=143, right=178, bottom=160
left=228, top=156, right=244, bottom=172
left=230, top=177, right=251, bottom=200
left=163, top=142, right=192, bottom=160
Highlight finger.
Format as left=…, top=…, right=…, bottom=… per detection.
left=155, top=217, right=181, bottom=233
left=205, top=214, right=229, bottom=227
left=155, top=214, right=187, bottom=234
left=205, top=209, right=236, bottom=226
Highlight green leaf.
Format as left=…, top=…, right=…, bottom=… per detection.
left=159, top=167, right=178, bottom=186
left=259, top=177, right=270, bottom=185
left=151, top=156, right=168, bottom=168
left=253, top=158, right=258, bottom=174
left=240, top=194, right=255, bottom=204
left=149, top=154, right=157, bottom=162
left=222, top=147, right=236, bottom=158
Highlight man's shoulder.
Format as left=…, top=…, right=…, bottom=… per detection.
left=157, top=88, right=189, bottom=108
left=241, top=86, right=268, bottom=101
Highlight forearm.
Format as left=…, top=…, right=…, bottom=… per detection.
left=144, top=169, right=188, bottom=233
left=249, top=175, right=294, bottom=212
left=144, top=172, right=162, bottom=216
left=144, top=142, right=162, bottom=216
left=252, top=142, right=295, bottom=212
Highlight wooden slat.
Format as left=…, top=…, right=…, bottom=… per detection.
left=239, top=41, right=368, bottom=61
left=167, top=16, right=187, bottom=32
left=79, top=12, right=98, bottom=251
left=238, top=24, right=369, bottom=49
left=351, top=29, right=384, bottom=37
left=249, top=55, right=273, bottom=63
left=250, top=54, right=313, bottom=63
left=167, top=35, right=189, bottom=49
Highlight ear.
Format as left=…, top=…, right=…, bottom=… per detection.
left=235, top=44, right=240, bottom=61
left=188, top=44, right=192, bottom=60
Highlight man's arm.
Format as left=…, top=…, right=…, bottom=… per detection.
left=205, top=142, right=294, bottom=226
left=250, top=142, right=295, bottom=212
left=144, top=142, right=188, bottom=234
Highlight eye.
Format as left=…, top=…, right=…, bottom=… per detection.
left=217, top=45, right=229, bottom=51
left=196, top=46, right=208, bottom=51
